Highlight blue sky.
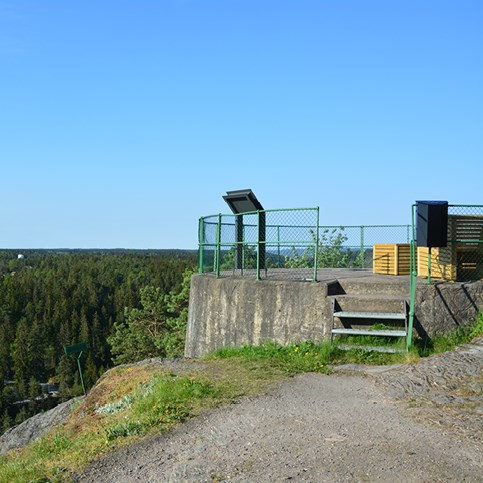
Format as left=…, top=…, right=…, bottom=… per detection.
left=1, top=0, right=481, bottom=249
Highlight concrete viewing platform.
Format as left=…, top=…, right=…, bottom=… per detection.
left=185, top=269, right=483, bottom=358
left=214, top=267, right=421, bottom=287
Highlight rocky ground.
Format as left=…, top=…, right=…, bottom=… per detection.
left=0, top=397, right=81, bottom=455
left=76, top=337, right=483, bottom=482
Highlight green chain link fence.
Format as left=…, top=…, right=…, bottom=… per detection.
left=446, top=205, right=483, bottom=282
left=409, top=204, right=483, bottom=284
left=406, top=204, right=483, bottom=349
left=198, top=208, right=411, bottom=281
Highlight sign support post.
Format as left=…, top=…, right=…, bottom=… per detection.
left=64, top=342, right=89, bottom=396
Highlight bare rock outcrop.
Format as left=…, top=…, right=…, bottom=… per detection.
left=0, top=397, right=81, bottom=455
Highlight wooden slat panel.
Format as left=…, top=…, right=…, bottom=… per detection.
left=373, top=244, right=411, bottom=275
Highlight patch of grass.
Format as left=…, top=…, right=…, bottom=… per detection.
left=414, top=311, right=483, bottom=356
left=332, top=334, right=405, bottom=348
left=329, top=346, right=411, bottom=365
left=0, top=368, right=224, bottom=483
left=207, top=340, right=332, bottom=374
left=209, top=338, right=414, bottom=367
left=102, top=373, right=220, bottom=442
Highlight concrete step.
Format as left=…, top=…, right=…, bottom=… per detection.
left=332, top=295, right=406, bottom=314
left=332, top=310, right=407, bottom=331
left=333, top=311, right=406, bottom=321
left=331, top=327, right=407, bottom=337
left=334, top=344, right=407, bottom=354
left=337, top=280, right=410, bottom=297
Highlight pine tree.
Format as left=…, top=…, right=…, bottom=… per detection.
left=83, top=354, right=98, bottom=390
left=108, top=286, right=170, bottom=364
left=1, top=409, right=13, bottom=433
left=15, top=406, right=28, bottom=425
left=28, top=376, right=41, bottom=414
left=56, top=354, right=74, bottom=402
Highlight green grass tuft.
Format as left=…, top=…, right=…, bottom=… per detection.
left=0, top=372, right=222, bottom=483
left=414, top=311, right=483, bottom=356
left=207, top=340, right=332, bottom=374
left=209, top=337, right=412, bottom=367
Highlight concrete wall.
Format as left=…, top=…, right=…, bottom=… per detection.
left=185, top=275, right=333, bottom=358
left=414, top=282, right=483, bottom=339
left=185, top=274, right=483, bottom=358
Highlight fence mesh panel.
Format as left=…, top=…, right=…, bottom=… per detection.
left=199, top=208, right=414, bottom=281
left=415, top=205, right=483, bottom=282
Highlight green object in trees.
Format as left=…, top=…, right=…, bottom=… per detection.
left=64, top=342, right=88, bottom=356
left=64, top=342, right=89, bottom=396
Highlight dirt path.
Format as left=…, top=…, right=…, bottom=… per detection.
left=77, top=339, right=483, bottom=482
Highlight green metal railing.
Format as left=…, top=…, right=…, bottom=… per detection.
left=407, top=204, right=483, bottom=349
left=199, top=208, right=320, bottom=281
left=199, top=203, right=482, bottom=351
left=199, top=207, right=411, bottom=281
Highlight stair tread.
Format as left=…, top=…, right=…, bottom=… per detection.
left=334, top=344, right=407, bottom=354
left=333, top=311, right=406, bottom=320
left=332, top=294, right=408, bottom=300
left=331, top=328, right=407, bottom=337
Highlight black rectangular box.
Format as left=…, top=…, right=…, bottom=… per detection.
left=416, top=201, right=448, bottom=247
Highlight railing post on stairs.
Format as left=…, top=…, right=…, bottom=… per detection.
left=407, top=204, right=417, bottom=351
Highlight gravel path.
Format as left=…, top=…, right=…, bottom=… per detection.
left=77, top=339, right=483, bottom=482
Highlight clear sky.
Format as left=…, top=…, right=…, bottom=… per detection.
left=1, top=0, right=482, bottom=249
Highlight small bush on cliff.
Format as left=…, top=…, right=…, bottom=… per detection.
left=108, top=269, right=193, bottom=364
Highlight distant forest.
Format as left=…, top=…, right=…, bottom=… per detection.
left=0, top=249, right=197, bottom=432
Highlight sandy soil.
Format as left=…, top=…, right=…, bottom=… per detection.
left=76, top=338, right=483, bottom=483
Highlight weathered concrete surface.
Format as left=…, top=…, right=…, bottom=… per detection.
left=414, top=281, right=483, bottom=338
left=185, top=270, right=483, bottom=358
left=185, top=275, right=331, bottom=358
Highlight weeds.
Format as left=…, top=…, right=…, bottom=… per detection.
left=106, top=420, right=147, bottom=441
left=210, top=312, right=483, bottom=367
left=414, top=311, right=483, bottom=356
left=95, top=394, right=134, bottom=415
left=209, top=338, right=411, bottom=367
left=0, top=371, right=221, bottom=483
left=207, top=340, right=332, bottom=374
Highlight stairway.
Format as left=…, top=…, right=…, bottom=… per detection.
left=329, top=280, right=409, bottom=353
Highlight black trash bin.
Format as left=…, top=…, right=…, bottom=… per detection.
left=416, top=200, right=448, bottom=248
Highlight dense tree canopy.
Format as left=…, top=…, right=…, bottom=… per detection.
left=0, top=249, right=196, bottom=431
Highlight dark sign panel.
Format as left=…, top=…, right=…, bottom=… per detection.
left=223, top=189, right=264, bottom=214
left=64, top=342, right=89, bottom=356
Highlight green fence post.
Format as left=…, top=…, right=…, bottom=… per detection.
left=407, top=204, right=417, bottom=350
left=426, top=247, right=432, bottom=284
left=216, top=214, right=222, bottom=278
left=256, top=210, right=261, bottom=280
left=360, top=225, right=365, bottom=268
left=313, top=207, right=320, bottom=281
left=77, top=351, right=86, bottom=396
left=242, top=222, right=245, bottom=275
left=277, top=225, right=281, bottom=268
left=198, top=217, right=204, bottom=274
